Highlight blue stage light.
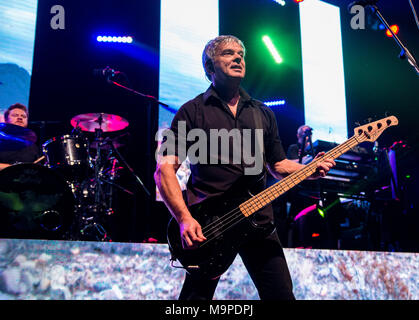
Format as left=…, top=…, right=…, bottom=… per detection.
left=96, top=35, right=133, bottom=43
left=264, top=99, right=286, bottom=107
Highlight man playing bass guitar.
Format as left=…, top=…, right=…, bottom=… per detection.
left=155, top=35, right=336, bottom=300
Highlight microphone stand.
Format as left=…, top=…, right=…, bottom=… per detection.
left=307, top=133, right=314, bottom=158
left=107, top=79, right=170, bottom=109
left=298, top=132, right=313, bottom=164
left=105, top=75, right=164, bottom=241
left=369, top=4, right=419, bottom=76
left=307, top=133, right=326, bottom=222
left=298, top=141, right=304, bottom=164
left=99, top=74, right=167, bottom=198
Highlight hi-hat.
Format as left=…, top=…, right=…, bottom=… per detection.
left=70, top=113, right=129, bottom=132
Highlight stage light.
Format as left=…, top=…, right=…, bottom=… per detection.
left=264, top=99, right=286, bottom=107
left=262, top=35, right=283, bottom=64
left=385, top=25, right=399, bottom=37
left=317, top=206, right=325, bottom=218
left=312, top=233, right=320, bottom=238
left=294, top=204, right=317, bottom=221
left=96, top=35, right=133, bottom=43
left=294, top=0, right=305, bottom=3
left=273, top=0, right=286, bottom=6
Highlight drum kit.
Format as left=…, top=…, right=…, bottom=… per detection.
left=0, top=112, right=136, bottom=241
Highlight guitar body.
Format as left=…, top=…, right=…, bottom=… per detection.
left=167, top=185, right=275, bottom=279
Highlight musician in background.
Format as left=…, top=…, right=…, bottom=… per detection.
left=155, top=35, right=335, bottom=300
left=287, top=125, right=314, bottom=164
left=0, top=103, right=40, bottom=170
left=286, top=125, right=330, bottom=248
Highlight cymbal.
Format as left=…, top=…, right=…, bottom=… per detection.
left=70, top=113, right=129, bottom=132
left=0, top=123, right=36, bottom=151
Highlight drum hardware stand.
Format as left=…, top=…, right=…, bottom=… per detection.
left=76, top=120, right=113, bottom=241
left=96, top=152, right=135, bottom=197
left=65, top=119, right=111, bottom=241
left=65, top=112, right=134, bottom=241
left=106, top=137, right=151, bottom=197
left=72, top=118, right=136, bottom=241
left=91, top=139, right=135, bottom=208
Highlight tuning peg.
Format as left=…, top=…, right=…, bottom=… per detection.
left=385, top=111, right=390, bottom=117
left=355, top=121, right=361, bottom=127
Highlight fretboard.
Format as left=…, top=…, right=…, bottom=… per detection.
left=239, top=134, right=362, bottom=217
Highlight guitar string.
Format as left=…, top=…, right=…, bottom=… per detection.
left=200, top=208, right=247, bottom=247
left=199, top=151, right=322, bottom=236
left=200, top=171, right=306, bottom=245
left=200, top=173, right=308, bottom=245
left=199, top=135, right=363, bottom=245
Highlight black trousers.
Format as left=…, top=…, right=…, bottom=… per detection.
left=178, top=231, right=295, bottom=300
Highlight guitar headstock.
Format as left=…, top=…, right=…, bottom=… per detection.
left=354, top=115, right=398, bottom=143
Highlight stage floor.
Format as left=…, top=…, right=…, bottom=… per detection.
left=0, top=238, right=417, bottom=300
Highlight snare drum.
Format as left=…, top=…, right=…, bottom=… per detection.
left=0, top=163, right=75, bottom=239
left=42, top=134, right=90, bottom=179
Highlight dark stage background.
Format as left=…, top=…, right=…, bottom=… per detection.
left=24, top=0, right=419, bottom=251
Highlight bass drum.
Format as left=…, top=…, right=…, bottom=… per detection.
left=0, top=163, right=74, bottom=239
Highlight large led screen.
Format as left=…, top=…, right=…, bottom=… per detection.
left=0, top=0, right=38, bottom=122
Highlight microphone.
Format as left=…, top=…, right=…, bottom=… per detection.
left=348, top=0, right=378, bottom=11
left=302, top=128, right=313, bottom=137
left=93, top=66, right=119, bottom=79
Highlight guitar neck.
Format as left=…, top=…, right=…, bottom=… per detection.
left=239, top=135, right=361, bottom=217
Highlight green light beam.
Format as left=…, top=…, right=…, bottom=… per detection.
left=262, top=35, right=283, bottom=64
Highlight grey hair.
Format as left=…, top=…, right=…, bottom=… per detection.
left=202, top=35, right=246, bottom=81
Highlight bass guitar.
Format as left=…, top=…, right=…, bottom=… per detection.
left=167, top=116, right=398, bottom=279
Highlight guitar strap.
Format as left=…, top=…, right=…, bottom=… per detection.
left=252, top=105, right=268, bottom=177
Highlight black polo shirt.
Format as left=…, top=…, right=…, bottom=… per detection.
left=160, top=85, right=286, bottom=223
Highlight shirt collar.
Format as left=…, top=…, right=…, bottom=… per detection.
left=203, top=85, right=254, bottom=106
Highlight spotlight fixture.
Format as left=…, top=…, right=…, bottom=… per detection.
left=385, top=24, right=399, bottom=37
left=264, top=99, right=286, bottom=107
left=273, top=0, right=286, bottom=6
left=96, top=35, right=133, bottom=43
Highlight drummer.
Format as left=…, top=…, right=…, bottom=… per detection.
left=0, top=103, right=40, bottom=170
